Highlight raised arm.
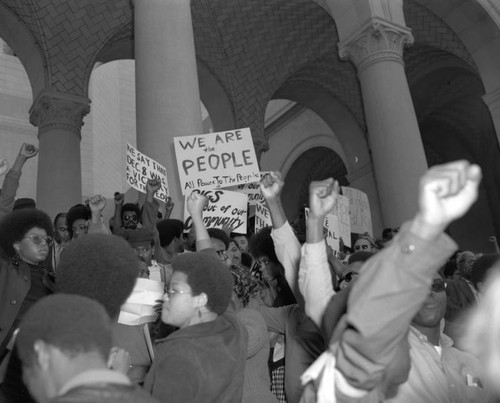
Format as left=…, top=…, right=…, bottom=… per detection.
left=112, top=192, right=124, bottom=234
left=186, top=191, right=211, bottom=251
left=335, top=160, right=482, bottom=398
left=0, top=144, right=38, bottom=217
left=88, top=194, right=111, bottom=235
left=261, top=171, right=303, bottom=306
left=298, top=178, right=338, bottom=327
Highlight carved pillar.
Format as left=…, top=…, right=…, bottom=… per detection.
left=339, top=18, right=428, bottom=227
left=133, top=0, right=203, bottom=215
left=254, top=136, right=270, bottom=164
left=30, top=91, right=90, bottom=218
left=483, top=86, right=500, bottom=147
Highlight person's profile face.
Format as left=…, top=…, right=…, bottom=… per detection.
left=161, top=271, right=197, bottom=328
left=55, top=216, right=70, bottom=243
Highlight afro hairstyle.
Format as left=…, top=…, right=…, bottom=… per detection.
left=0, top=208, right=53, bottom=258
left=156, top=219, right=184, bottom=247
left=66, top=204, right=91, bottom=238
left=208, top=228, right=230, bottom=250
left=121, top=203, right=141, bottom=221
left=171, top=251, right=233, bottom=315
left=57, top=233, right=139, bottom=319
left=16, top=294, right=113, bottom=368
left=249, top=226, right=279, bottom=264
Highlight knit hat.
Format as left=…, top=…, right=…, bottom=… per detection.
left=172, top=251, right=233, bottom=315
left=121, top=228, right=154, bottom=247
left=57, top=234, right=139, bottom=319
left=156, top=219, right=184, bottom=247
left=13, top=197, right=36, bottom=210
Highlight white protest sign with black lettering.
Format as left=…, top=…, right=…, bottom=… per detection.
left=324, top=213, right=340, bottom=255
left=174, top=128, right=260, bottom=194
left=331, top=194, right=351, bottom=247
left=126, top=143, right=169, bottom=202
left=341, top=187, right=373, bottom=236
left=183, top=189, right=248, bottom=234
left=255, top=203, right=272, bottom=232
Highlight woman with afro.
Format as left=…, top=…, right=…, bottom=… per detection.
left=0, top=208, right=54, bottom=402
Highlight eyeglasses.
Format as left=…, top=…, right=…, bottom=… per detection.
left=257, top=258, right=270, bottom=266
left=430, top=279, right=447, bottom=293
left=165, top=289, right=192, bottom=296
left=24, top=234, right=54, bottom=246
left=123, top=214, right=138, bottom=222
left=216, top=250, right=228, bottom=260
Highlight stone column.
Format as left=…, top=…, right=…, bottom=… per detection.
left=133, top=0, right=203, bottom=216
left=483, top=86, right=500, bottom=147
left=254, top=136, right=270, bottom=164
left=29, top=91, right=90, bottom=219
left=339, top=19, right=428, bottom=227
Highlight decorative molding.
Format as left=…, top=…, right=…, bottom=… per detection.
left=29, top=90, right=91, bottom=137
left=483, top=86, right=500, bottom=112
left=253, top=136, right=270, bottom=160
left=345, top=161, right=374, bottom=183
left=338, top=17, right=414, bottom=72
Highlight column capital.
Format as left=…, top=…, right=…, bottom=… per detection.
left=483, top=86, right=500, bottom=111
left=338, top=17, right=414, bottom=72
left=253, top=136, right=269, bottom=160
left=29, top=90, right=91, bottom=138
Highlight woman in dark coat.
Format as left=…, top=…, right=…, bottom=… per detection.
left=0, top=208, right=54, bottom=402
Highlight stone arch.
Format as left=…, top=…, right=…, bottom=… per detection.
left=0, top=2, right=47, bottom=97
left=282, top=146, right=348, bottom=223
left=272, top=81, right=370, bottom=176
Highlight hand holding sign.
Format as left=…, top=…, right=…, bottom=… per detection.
left=19, top=143, right=39, bottom=159
left=260, top=171, right=284, bottom=201
left=146, top=179, right=162, bottom=196
left=309, top=178, right=339, bottom=219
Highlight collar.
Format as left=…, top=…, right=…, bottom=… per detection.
left=57, top=368, right=131, bottom=396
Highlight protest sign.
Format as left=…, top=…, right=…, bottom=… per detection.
left=341, top=186, right=373, bottom=236
left=118, top=278, right=164, bottom=326
left=174, top=128, right=260, bottom=194
left=226, top=171, right=270, bottom=207
left=255, top=203, right=272, bottom=232
left=184, top=189, right=248, bottom=234
left=331, top=194, right=351, bottom=247
left=125, top=143, right=169, bottom=202
left=305, top=207, right=341, bottom=256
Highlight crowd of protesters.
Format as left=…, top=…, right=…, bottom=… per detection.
left=0, top=143, right=500, bottom=403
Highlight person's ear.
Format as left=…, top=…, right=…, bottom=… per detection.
left=33, top=340, right=50, bottom=371
left=13, top=242, right=21, bottom=254
left=194, top=292, right=208, bottom=310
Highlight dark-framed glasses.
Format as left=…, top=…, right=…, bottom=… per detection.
left=165, top=289, right=192, bottom=296
left=24, top=234, right=54, bottom=246
left=430, top=279, right=447, bottom=293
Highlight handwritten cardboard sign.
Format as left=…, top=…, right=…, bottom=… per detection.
left=331, top=194, right=351, bottom=247
left=126, top=143, right=169, bottom=202
left=174, top=128, right=260, bottom=194
left=225, top=171, right=270, bottom=207
left=183, top=189, right=248, bottom=234
left=341, top=187, right=373, bottom=236
left=304, top=207, right=341, bottom=256
left=118, top=278, right=164, bottom=326
left=255, top=203, right=272, bottom=232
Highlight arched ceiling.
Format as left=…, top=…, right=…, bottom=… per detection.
left=0, top=0, right=498, bottom=145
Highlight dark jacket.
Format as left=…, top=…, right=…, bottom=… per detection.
left=143, top=310, right=248, bottom=403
